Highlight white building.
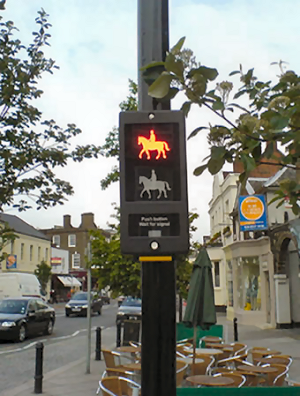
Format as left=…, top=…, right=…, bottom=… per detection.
left=206, top=171, right=239, bottom=310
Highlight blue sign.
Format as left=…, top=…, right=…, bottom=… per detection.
left=6, top=254, right=17, bottom=269
left=239, top=195, right=268, bottom=232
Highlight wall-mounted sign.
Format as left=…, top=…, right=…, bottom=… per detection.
left=239, top=195, right=268, bottom=231
left=6, top=254, right=17, bottom=269
left=51, top=257, right=62, bottom=266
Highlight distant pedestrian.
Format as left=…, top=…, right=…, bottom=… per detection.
left=67, top=290, right=71, bottom=300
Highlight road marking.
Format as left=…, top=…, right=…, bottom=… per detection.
left=0, top=326, right=106, bottom=355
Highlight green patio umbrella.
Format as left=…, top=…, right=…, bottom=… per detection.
left=183, top=247, right=216, bottom=370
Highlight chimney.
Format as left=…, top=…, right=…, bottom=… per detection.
left=80, top=213, right=95, bottom=229
left=63, top=215, right=72, bottom=228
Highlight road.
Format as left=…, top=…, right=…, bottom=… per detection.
left=0, top=300, right=119, bottom=394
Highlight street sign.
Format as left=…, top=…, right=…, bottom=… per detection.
left=119, top=110, right=189, bottom=255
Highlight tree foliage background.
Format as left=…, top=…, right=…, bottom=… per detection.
left=34, top=260, right=52, bottom=293
left=0, top=9, right=100, bottom=214
left=144, top=37, right=300, bottom=214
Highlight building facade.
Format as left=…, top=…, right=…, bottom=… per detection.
left=41, top=213, right=111, bottom=287
left=225, top=167, right=299, bottom=328
left=0, top=213, right=51, bottom=274
left=206, top=171, right=239, bottom=310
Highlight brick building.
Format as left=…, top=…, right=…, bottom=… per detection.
left=41, top=213, right=110, bottom=282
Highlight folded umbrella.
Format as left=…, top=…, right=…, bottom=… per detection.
left=183, top=247, right=217, bottom=372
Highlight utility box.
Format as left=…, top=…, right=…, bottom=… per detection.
left=122, top=320, right=141, bottom=346
left=119, top=110, right=189, bottom=256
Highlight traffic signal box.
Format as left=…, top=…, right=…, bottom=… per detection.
left=119, top=111, right=189, bottom=256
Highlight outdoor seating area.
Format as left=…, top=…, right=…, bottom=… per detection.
left=96, top=336, right=300, bottom=395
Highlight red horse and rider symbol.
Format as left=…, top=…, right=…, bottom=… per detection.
left=138, top=129, right=170, bottom=160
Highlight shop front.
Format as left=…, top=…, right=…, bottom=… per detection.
left=224, top=237, right=276, bottom=327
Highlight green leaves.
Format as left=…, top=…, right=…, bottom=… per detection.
left=194, top=66, right=218, bottom=81
left=165, top=53, right=184, bottom=79
left=170, top=36, right=186, bottom=54
left=188, top=126, right=208, bottom=140
left=0, top=11, right=102, bottom=212
left=148, top=71, right=173, bottom=98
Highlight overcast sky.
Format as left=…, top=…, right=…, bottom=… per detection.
left=3, top=0, right=300, bottom=242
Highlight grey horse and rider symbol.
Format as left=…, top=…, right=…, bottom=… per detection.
left=139, top=169, right=171, bottom=199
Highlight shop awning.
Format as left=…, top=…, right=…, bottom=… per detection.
left=57, top=276, right=81, bottom=287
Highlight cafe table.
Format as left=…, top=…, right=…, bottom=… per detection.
left=177, top=357, right=204, bottom=365
left=186, top=375, right=234, bottom=387
left=253, top=349, right=281, bottom=357
left=258, top=357, right=289, bottom=365
left=184, top=347, right=224, bottom=357
left=237, top=365, right=279, bottom=375
left=116, top=346, right=141, bottom=353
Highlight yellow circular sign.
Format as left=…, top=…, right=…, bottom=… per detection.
left=241, top=196, right=264, bottom=221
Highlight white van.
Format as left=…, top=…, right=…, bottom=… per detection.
left=0, top=272, right=42, bottom=300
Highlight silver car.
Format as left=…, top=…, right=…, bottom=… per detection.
left=116, top=297, right=141, bottom=323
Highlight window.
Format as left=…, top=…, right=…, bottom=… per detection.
left=213, top=261, right=220, bottom=287
left=52, top=235, right=60, bottom=247
left=21, top=243, right=24, bottom=260
left=72, top=253, right=80, bottom=268
left=38, top=247, right=41, bottom=261
left=30, top=245, right=33, bottom=261
left=68, top=234, right=76, bottom=247
left=227, top=261, right=233, bottom=307
left=45, top=248, right=49, bottom=260
left=10, top=240, right=14, bottom=254
left=237, top=257, right=261, bottom=311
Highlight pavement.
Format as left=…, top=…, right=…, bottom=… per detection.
left=2, top=313, right=300, bottom=396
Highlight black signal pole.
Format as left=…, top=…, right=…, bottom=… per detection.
left=138, top=1, right=176, bottom=396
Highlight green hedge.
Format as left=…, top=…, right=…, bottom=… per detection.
left=176, top=323, right=223, bottom=346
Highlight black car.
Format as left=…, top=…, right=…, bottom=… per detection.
left=116, top=297, right=142, bottom=323
left=65, top=292, right=103, bottom=317
left=0, top=297, right=55, bottom=342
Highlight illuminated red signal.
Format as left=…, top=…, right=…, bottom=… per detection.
left=138, top=129, right=170, bottom=160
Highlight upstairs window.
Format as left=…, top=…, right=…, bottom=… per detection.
left=72, top=253, right=80, bottom=268
left=68, top=234, right=76, bottom=247
left=21, top=243, right=24, bottom=260
left=30, top=245, right=33, bottom=261
left=52, top=235, right=60, bottom=247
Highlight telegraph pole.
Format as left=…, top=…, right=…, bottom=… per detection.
left=137, top=1, right=176, bottom=395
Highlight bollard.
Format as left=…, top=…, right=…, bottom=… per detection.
left=34, top=342, right=44, bottom=394
left=95, top=326, right=102, bottom=361
left=233, top=317, right=238, bottom=342
left=116, top=320, right=122, bottom=347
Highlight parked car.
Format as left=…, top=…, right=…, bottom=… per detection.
left=65, top=292, right=103, bottom=317
left=116, top=297, right=142, bottom=323
left=0, top=297, right=55, bottom=342
left=117, top=295, right=125, bottom=307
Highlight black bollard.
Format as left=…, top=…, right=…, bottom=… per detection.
left=95, top=326, right=102, bottom=361
left=116, top=320, right=122, bottom=347
left=34, top=342, right=44, bottom=394
left=233, top=317, right=238, bottom=342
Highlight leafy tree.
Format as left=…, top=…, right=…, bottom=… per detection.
left=0, top=9, right=101, bottom=212
left=0, top=221, right=18, bottom=262
left=90, top=204, right=141, bottom=298
left=34, top=259, right=52, bottom=292
left=143, top=38, right=300, bottom=214
left=100, top=80, right=137, bottom=190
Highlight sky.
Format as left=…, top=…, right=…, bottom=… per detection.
left=2, top=0, right=300, bottom=243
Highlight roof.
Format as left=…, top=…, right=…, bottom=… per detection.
left=0, top=213, right=50, bottom=241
